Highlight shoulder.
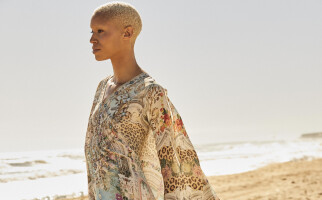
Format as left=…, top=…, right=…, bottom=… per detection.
left=98, top=75, right=112, bottom=88
left=142, top=76, right=168, bottom=96
left=94, top=75, right=111, bottom=95
left=95, top=79, right=104, bottom=92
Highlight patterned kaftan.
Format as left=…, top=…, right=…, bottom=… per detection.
left=84, top=70, right=221, bottom=200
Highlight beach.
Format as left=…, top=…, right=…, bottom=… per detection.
left=209, top=157, right=322, bottom=200
left=1, top=138, right=320, bottom=200
left=61, top=157, right=322, bottom=200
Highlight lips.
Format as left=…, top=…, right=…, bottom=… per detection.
left=92, top=49, right=100, bottom=53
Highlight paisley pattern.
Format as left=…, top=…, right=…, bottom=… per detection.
left=84, top=71, right=221, bottom=200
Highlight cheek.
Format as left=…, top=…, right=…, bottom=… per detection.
left=100, top=33, right=121, bottom=51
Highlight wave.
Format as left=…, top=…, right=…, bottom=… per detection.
left=7, top=160, right=47, bottom=167
left=0, top=169, right=84, bottom=183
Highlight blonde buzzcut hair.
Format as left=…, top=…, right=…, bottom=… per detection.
left=92, top=1, right=142, bottom=45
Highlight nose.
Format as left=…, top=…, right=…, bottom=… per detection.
left=90, top=34, right=97, bottom=44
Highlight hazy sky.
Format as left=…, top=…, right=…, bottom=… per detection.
left=0, top=0, right=321, bottom=152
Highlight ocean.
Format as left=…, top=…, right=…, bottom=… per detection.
left=0, top=137, right=321, bottom=200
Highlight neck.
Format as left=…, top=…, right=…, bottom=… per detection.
left=110, top=50, right=143, bottom=84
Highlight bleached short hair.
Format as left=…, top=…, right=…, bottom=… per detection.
left=92, top=1, right=142, bottom=45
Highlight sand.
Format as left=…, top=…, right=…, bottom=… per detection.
left=208, top=157, right=322, bottom=200
left=60, top=157, right=322, bottom=200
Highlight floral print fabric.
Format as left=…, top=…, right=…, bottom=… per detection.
left=84, top=71, right=221, bottom=200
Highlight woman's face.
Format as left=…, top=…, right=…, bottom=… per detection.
left=90, top=15, right=124, bottom=61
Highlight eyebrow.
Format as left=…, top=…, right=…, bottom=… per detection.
left=90, top=24, right=109, bottom=29
left=90, top=25, right=100, bottom=29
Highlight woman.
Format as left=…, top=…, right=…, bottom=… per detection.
left=85, top=1, right=221, bottom=200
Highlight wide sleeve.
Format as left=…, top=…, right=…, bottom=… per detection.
left=85, top=79, right=105, bottom=200
left=144, top=84, right=221, bottom=200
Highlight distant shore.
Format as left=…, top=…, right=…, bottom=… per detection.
left=60, top=157, right=322, bottom=200
left=300, top=132, right=322, bottom=138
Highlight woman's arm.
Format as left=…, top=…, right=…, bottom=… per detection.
left=144, top=83, right=221, bottom=200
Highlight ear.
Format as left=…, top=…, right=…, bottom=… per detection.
left=123, top=25, right=134, bottom=40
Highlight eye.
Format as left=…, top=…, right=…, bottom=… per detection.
left=90, top=29, right=104, bottom=34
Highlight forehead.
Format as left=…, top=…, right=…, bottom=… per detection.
left=90, top=15, right=117, bottom=29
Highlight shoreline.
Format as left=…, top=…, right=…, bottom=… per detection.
left=58, top=157, right=322, bottom=200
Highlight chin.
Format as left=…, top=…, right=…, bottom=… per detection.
left=95, top=55, right=110, bottom=61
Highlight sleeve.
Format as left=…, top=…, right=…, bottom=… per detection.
left=85, top=79, right=105, bottom=200
left=144, top=84, right=221, bottom=200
